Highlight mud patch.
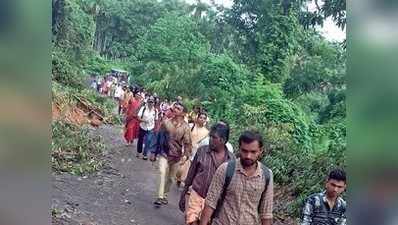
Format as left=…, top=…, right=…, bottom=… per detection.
left=52, top=102, right=103, bottom=127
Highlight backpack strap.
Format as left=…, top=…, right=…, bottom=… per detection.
left=191, top=123, right=196, bottom=132
left=140, top=106, right=146, bottom=119
left=261, top=164, right=270, bottom=188
left=212, top=159, right=236, bottom=219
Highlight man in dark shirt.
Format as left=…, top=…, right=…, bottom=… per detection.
left=179, top=122, right=235, bottom=225
left=300, top=168, right=347, bottom=225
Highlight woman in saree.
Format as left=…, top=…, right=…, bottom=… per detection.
left=123, top=90, right=142, bottom=145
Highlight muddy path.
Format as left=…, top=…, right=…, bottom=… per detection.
left=52, top=125, right=184, bottom=225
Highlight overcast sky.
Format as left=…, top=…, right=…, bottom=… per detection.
left=184, top=0, right=346, bottom=42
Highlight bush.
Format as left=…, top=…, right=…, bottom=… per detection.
left=52, top=48, right=86, bottom=89
left=51, top=120, right=104, bottom=175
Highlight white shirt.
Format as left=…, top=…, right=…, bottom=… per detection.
left=138, top=106, right=157, bottom=131
left=114, top=86, right=124, bottom=98
left=189, top=124, right=209, bottom=160
left=90, top=81, right=97, bottom=89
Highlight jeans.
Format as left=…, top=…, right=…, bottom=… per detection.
left=137, top=128, right=154, bottom=156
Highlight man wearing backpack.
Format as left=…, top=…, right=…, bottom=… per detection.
left=179, top=122, right=235, bottom=225
left=136, top=96, right=158, bottom=160
left=199, top=130, right=274, bottom=225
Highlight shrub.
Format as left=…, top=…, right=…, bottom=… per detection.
left=51, top=121, right=104, bottom=175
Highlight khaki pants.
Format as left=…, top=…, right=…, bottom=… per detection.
left=158, top=156, right=180, bottom=199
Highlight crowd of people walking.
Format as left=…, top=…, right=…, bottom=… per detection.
left=90, top=76, right=347, bottom=225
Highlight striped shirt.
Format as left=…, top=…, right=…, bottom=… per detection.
left=301, top=191, right=346, bottom=225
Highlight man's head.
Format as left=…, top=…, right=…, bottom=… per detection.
left=193, top=105, right=201, bottom=113
left=196, top=112, right=207, bottom=126
left=238, top=130, right=264, bottom=167
left=173, top=102, right=187, bottom=117
left=147, top=96, right=155, bottom=107
left=130, top=87, right=137, bottom=95
left=325, top=168, right=346, bottom=199
left=209, top=122, right=230, bottom=151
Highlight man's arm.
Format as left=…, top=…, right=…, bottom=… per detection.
left=339, top=202, right=346, bottom=225
left=183, top=126, right=192, bottom=158
left=178, top=152, right=199, bottom=212
left=259, top=170, right=274, bottom=225
left=199, top=204, right=215, bottom=225
left=155, top=109, right=159, bottom=121
left=339, top=214, right=346, bottom=225
left=182, top=150, right=200, bottom=193
left=300, top=198, right=314, bottom=225
left=150, top=121, right=167, bottom=157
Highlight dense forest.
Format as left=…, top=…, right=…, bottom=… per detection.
left=52, top=0, right=346, bottom=217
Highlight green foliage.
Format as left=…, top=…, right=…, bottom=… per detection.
left=255, top=12, right=303, bottom=83
left=300, top=0, right=346, bottom=30
left=134, top=14, right=210, bottom=98
left=78, top=0, right=190, bottom=59
left=52, top=46, right=87, bottom=89
left=51, top=120, right=104, bottom=175
left=319, top=89, right=346, bottom=124
left=138, top=14, right=210, bottom=64
left=283, top=34, right=345, bottom=99
left=84, top=55, right=115, bottom=75
left=53, top=0, right=95, bottom=59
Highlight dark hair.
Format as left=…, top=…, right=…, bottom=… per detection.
left=175, top=102, right=188, bottom=113
left=210, top=122, right=230, bottom=143
left=197, top=111, right=208, bottom=118
left=147, top=96, right=155, bottom=103
left=218, top=120, right=229, bottom=127
left=328, top=168, right=346, bottom=183
left=238, top=130, right=263, bottom=148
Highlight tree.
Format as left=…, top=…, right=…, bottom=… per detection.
left=300, top=0, right=346, bottom=30
left=135, top=14, right=210, bottom=98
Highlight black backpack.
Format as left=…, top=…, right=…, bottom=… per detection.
left=212, top=159, right=271, bottom=220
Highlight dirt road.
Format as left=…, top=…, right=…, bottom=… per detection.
left=52, top=125, right=184, bottom=225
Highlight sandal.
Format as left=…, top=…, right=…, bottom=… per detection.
left=154, top=198, right=163, bottom=206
